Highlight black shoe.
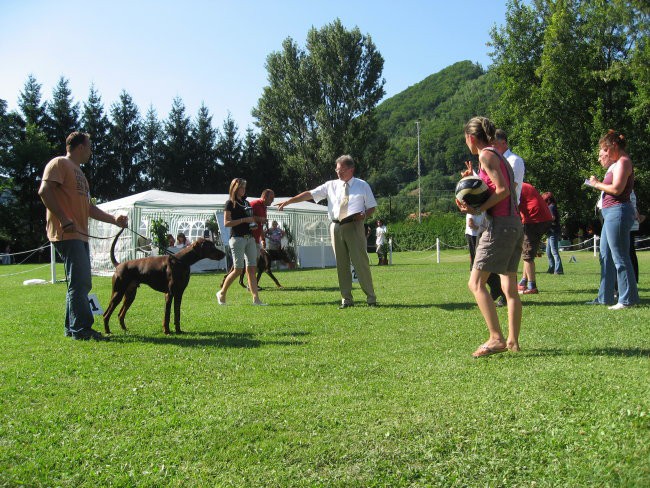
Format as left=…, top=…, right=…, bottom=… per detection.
left=368, top=302, right=378, bottom=307
left=338, top=303, right=354, bottom=309
left=72, top=329, right=110, bottom=341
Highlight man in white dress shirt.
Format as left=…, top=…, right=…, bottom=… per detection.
left=494, top=129, right=525, bottom=204
left=278, top=155, right=377, bottom=308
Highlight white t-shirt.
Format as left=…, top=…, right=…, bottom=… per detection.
left=465, top=212, right=487, bottom=236
left=310, top=177, right=377, bottom=221
left=375, top=225, right=387, bottom=246
left=503, top=148, right=525, bottom=204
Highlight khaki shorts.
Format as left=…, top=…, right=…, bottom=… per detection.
left=474, top=215, right=524, bottom=274
left=229, top=235, right=258, bottom=268
left=522, top=221, right=552, bottom=261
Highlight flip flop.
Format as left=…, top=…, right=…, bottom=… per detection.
left=472, top=344, right=508, bottom=358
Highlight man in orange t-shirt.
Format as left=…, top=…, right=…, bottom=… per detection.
left=39, top=131, right=128, bottom=341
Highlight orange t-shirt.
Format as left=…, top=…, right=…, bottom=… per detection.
left=41, top=157, right=91, bottom=242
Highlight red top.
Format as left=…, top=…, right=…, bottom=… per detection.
left=518, top=183, right=553, bottom=224
left=478, top=147, right=512, bottom=217
left=250, top=198, right=267, bottom=242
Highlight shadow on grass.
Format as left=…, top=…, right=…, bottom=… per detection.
left=277, top=286, right=342, bottom=292
left=430, top=302, right=478, bottom=311
left=109, top=330, right=309, bottom=348
left=525, top=347, right=650, bottom=358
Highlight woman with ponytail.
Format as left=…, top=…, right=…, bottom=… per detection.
left=586, top=130, right=638, bottom=309
left=456, top=117, right=524, bottom=357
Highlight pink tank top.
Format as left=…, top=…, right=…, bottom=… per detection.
left=478, top=148, right=512, bottom=217
left=602, top=160, right=634, bottom=208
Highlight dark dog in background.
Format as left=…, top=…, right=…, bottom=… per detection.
left=104, top=228, right=225, bottom=335
left=221, top=247, right=295, bottom=289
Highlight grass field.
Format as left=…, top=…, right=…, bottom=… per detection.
left=1, top=250, right=649, bottom=487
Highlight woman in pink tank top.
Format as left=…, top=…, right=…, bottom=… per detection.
left=456, top=117, right=524, bottom=358
left=586, top=130, right=638, bottom=309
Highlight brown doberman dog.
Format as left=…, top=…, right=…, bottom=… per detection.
left=221, top=247, right=295, bottom=289
left=104, top=228, right=226, bottom=335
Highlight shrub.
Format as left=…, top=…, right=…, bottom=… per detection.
left=388, top=212, right=465, bottom=251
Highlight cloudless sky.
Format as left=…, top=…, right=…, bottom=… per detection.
left=1, top=0, right=508, bottom=131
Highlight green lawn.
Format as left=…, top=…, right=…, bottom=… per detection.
left=1, top=250, right=648, bottom=487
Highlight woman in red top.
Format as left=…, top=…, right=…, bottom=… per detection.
left=457, top=117, right=524, bottom=357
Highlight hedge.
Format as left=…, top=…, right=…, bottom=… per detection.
left=387, top=212, right=466, bottom=251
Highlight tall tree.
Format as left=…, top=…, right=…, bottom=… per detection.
left=489, top=0, right=649, bottom=230
left=141, top=105, right=164, bottom=190
left=5, top=124, right=54, bottom=248
left=253, top=19, right=385, bottom=188
left=107, top=91, right=143, bottom=199
left=45, top=77, right=80, bottom=155
left=80, top=85, right=111, bottom=199
left=216, top=112, right=242, bottom=186
left=161, top=97, right=193, bottom=192
left=241, top=128, right=285, bottom=195
left=190, top=103, right=220, bottom=191
left=17, top=74, right=47, bottom=127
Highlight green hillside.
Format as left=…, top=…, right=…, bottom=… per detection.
left=369, top=61, right=499, bottom=200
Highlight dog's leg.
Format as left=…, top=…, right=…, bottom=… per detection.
left=266, top=268, right=283, bottom=288
left=103, top=289, right=124, bottom=334
left=173, top=291, right=183, bottom=334
left=163, top=292, right=172, bottom=335
left=117, top=287, right=137, bottom=332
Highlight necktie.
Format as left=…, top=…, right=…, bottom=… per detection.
left=339, top=182, right=349, bottom=220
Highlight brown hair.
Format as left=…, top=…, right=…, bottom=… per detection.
left=228, top=178, right=246, bottom=203
left=66, top=131, right=90, bottom=152
left=541, top=191, right=556, bottom=205
left=599, top=129, right=627, bottom=150
left=464, top=117, right=496, bottom=145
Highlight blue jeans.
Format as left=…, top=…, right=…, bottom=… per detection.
left=598, top=203, right=639, bottom=305
left=546, top=231, right=563, bottom=274
left=53, top=240, right=94, bottom=336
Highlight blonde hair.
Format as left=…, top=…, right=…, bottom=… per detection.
left=228, top=178, right=246, bottom=203
left=464, top=117, right=496, bottom=145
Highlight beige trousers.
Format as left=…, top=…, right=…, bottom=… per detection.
left=330, top=221, right=377, bottom=305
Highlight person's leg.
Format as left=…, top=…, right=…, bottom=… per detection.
left=550, top=233, right=564, bottom=274
left=597, top=210, right=616, bottom=304
left=346, top=222, right=377, bottom=304
left=608, top=205, right=638, bottom=306
left=546, top=236, right=555, bottom=273
left=629, top=230, right=639, bottom=283
left=54, top=240, right=94, bottom=337
left=218, top=237, right=246, bottom=303
left=500, top=272, right=522, bottom=351
left=487, top=273, right=504, bottom=301
left=468, top=268, right=506, bottom=349
left=330, top=223, right=353, bottom=305
left=466, top=234, right=477, bottom=270
left=244, top=237, right=264, bottom=304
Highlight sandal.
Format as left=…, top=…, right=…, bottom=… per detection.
left=472, top=344, right=508, bottom=358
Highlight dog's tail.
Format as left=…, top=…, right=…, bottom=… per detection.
left=110, top=227, right=126, bottom=267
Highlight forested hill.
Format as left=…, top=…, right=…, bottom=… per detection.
left=368, top=60, right=498, bottom=197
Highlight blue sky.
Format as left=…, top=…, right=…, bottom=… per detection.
left=1, top=0, right=508, bottom=131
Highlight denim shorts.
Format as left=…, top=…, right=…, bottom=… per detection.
left=474, top=215, right=524, bottom=274
left=229, top=235, right=258, bottom=268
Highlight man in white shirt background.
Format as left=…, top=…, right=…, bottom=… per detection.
left=278, top=155, right=378, bottom=308
left=494, top=129, right=525, bottom=204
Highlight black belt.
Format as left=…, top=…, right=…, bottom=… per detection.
left=232, top=234, right=253, bottom=238
left=332, top=213, right=362, bottom=225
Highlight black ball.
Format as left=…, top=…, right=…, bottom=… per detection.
left=455, top=176, right=490, bottom=207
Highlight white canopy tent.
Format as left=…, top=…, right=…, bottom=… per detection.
left=89, top=190, right=336, bottom=276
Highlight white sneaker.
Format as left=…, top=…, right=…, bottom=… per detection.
left=608, top=303, right=632, bottom=310
left=216, top=291, right=226, bottom=305
left=252, top=300, right=268, bottom=306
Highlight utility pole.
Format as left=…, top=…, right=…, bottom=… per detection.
left=416, top=120, right=421, bottom=223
